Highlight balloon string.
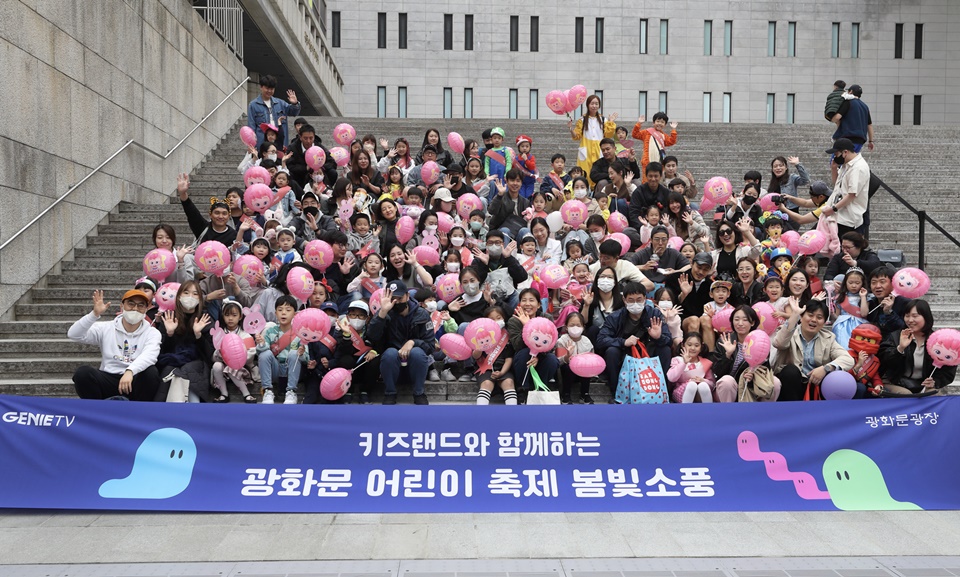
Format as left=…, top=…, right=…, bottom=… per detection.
left=868, top=303, right=884, bottom=315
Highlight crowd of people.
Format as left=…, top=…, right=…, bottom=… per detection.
left=68, top=76, right=955, bottom=406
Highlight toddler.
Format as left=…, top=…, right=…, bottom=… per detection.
left=667, top=332, right=715, bottom=403
left=211, top=299, right=257, bottom=403
left=557, top=312, right=595, bottom=404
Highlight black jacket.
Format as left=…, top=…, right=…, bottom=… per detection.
left=590, top=155, right=641, bottom=188
left=628, top=183, right=672, bottom=228
left=731, top=281, right=765, bottom=307
left=665, top=274, right=713, bottom=319
left=824, top=250, right=882, bottom=281
left=367, top=300, right=436, bottom=354
left=288, top=139, right=338, bottom=188
left=878, top=331, right=957, bottom=391
left=488, top=192, right=530, bottom=236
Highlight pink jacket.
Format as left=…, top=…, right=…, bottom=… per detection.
left=667, top=356, right=715, bottom=385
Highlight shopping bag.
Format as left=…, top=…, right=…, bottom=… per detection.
left=614, top=344, right=668, bottom=404
left=525, top=365, right=561, bottom=405
left=164, top=374, right=189, bottom=403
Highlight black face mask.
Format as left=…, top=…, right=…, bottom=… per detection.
left=742, top=195, right=757, bottom=206
left=303, top=206, right=320, bottom=219
left=393, top=301, right=408, bottom=314
left=834, top=154, right=846, bottom=165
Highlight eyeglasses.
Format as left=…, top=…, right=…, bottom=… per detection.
left=737, top=266, right=755, bottom=273
left=123, top=301, right=148, bottom=312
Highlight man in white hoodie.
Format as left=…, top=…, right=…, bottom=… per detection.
left=68, top=289, right=162, bottom=401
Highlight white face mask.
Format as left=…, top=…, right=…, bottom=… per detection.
left=567, top=326, right=583, bottom=338
left=425, top=225, right=438, bottom=233
left=574, top=188, right=589, bottom=199
left=463, top=282, right=480, bottom=296
left=446, top=262, right=461, bottom=273
left=590, top=231, right=605, bottom=242
left=122, top=310, right=145, bottom=326
left=597, top=278, right=615, bottom=293
left=348, top=318, right=367, bottom=331
left=425, top=301, right=438, bottom=312
left=496, top=319, right=506, bottom=329
left=451, top=236, right=465, bottom=247
left=626, top=302, right=645, bottom=315
left=179, top=296, right=200, bottom=311
left=659, top=301, right=673, bottom=310
left=265, top=153, right=278, bottom=162
left=487, top=245, right=503, bottom=257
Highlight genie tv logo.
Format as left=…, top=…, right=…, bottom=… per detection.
left=2, top=411, right=75, bottom=427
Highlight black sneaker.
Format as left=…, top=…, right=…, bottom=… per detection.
left=580, top=393, right=595, bottom=405
left=413, top=394, right=429, bottom=405
left=560, top=395, right=573, bottom=405
left=608, top=398, right=618, bottom=404
left=382, top=395, right=397, bottom=405
left=341, top=393, right=354, bottom=405
left=358, top=392, right=370, bottom=404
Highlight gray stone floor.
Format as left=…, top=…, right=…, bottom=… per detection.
left=1, top=510, right=960, bottom=565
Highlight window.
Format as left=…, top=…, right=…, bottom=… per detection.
left=594, top=89, right=603, bottom=107
left=638, top=91, right=647, bottom=118
left=639, top=19, right=648, bottom=54
left=377, top=86, right=386, bottom=118
left=595, top=18, right=604, bottom=53
left=464, top=88, right=473, bottom=119
left=702, top=93, right=711, bottom=122
left=658, top=91, right=668, bottom=114
left=659, top=19, right=669, bottom=54
left=704, top=20, right=713, bottom=56
left=851, top=23, right=860, bottom=58
left=722, top=93, right=731, bottom=123
left=443, top=14, right=453, bottom=50
left=893, top=95, right=902, bottom=125
left=530, top=16, right=539, bottom=52
left=787, top=22, right=796, bottom=56
left=398, top=87, right=407, bottom=118
left=398, top=13, right=407, bottom=49
left=766, top=93, right=775, bottom=123
left=831, top=22, right=840, bottom=58
left=786, top=93, right=795, bottom=124
left=377, top=13, right=386, bottom=49
left=443, top=87, right=452, bottom=118
left=767, top=21, right=776, bottom=56
left=508, top=89, right=518, bottom=119
left=529, top=89, right=539, bottom=120
left=575, top=17, right=584, bottom=53
left=914, top=95, right=922, bottom=125
left=895, top=23, right=903, bottom=58
left=724, top=21, right=732, bottom=56
left=331, top=11, right=341, bottom=47
left=915, top=23, right=924, bottom=59
left=465, top=15, right=474, bottom=50
left=509, top=15, right=519, bottom=52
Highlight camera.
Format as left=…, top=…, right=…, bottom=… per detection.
left=769, top=194, right=782, bottom=205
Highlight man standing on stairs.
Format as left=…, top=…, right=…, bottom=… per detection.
left=177, top=172, right=235, bottom=246
left=247, top=75, right=300, bottom=147
left=68, top=289, right=162, bottom=401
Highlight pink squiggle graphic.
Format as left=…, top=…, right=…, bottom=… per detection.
left=737, top=430, right=831, bottom=500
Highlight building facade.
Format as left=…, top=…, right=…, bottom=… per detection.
left=326, top=1, right=959, bottom=124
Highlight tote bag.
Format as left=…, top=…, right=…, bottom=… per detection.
left=615, top=343, right=668, bottom=404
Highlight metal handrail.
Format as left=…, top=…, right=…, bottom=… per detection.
left=0, top=76, right=250, bottom=252
left=872, top=175, right=960, bottom=271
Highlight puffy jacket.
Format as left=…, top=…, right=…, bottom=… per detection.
left=368, top=300, right=436, bottom=355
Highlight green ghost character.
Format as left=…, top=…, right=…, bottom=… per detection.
left=822, top=449, right=921, bottom=511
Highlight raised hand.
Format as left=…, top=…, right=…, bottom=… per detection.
left=494, top=178, right=507, bottom=196
left=379, top=288, right=395, bottom=316
left=787, top=156, right=800, bottom=166
left=92, top=290, right=111, bottom=317
left=177, top=173, right=190, bottom=200
left=471, top=246, right=489, bottom=265
left=625, top=170, right=635, bottom=183
left=720, top=333, right=738, bottom=357
left=504, top=241, right=517, bottom=258
left=898, top=328, right=914, bottom=351
left=609, top=112, right=619, bottom=123
left=859, top=287, right=868, bottom=298
left=286, top=89, right=297, bottom=103
left=514, top=306, right=531, bottom=325
left=787, top=296, right=804, bottom=318
left=193, top=313, right=212, bottom=338
left=669, top=121, right=678, bottom=129
left=648, top=317, right=663, bottom=340
left=161, top=311, right=179, bottom=336
left=678, top=273, right=692, bottom=295
left=637, top=115, right=646, bottom=124
left=379, top=138, right=390, bottom=149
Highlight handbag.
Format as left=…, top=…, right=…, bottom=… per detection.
left=615, top=343, right=668, bottom=404
left=525, top=365, right=560, bottom=405
left=164, top=373, right=190, bottom=403
left=816, top=211, right=840, bottom=259
left=740, top=365, right=777, bottom=402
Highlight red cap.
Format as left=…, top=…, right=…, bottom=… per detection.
left=516, top=135, right=532, bottom=145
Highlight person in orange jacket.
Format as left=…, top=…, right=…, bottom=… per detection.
left=632, top=112, right=678, bottom=182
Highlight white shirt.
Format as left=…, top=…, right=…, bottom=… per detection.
left=831, top=154, right=870, bottom=228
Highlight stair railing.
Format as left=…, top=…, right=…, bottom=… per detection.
left=872, top=175, right=960, bottom=271
left=0, top=76, right=250, bottom=253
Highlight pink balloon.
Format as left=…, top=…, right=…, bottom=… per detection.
left=437, top=212, right=456, bottom=234
left=522, top=317, right=558, bottom=354
left=781, top=230, right=800, bottom=255
left=195, top=241, right=231, bottom=276
left=421, top=232, right=440, bottom=251
left=546, top=90, right=568, bottom=115
left=412, top=245, right=440, bottom=267
left=395, top=215, right=416, bottom=244
left=609, top=232, right=630, bottom=256
left=330, top=146, right=350, bottom=167
left=303, top=240, right=335, bottom=272
left=743, top=330, right=771, bottom=368
left=142, top=249, right=176, bottom=282
left=456, top=193, right=483, bottom=220
left=570, top=353, right=606, bottom=378
left=712, top=308, right=733, bottom=333
left=244, top=183, right=275, bottom=214
left=607, top=211, right=628, bottom=233
left=239, top=125, right=257, bottom=148
left=421, top=161, right=441, bottom=186
left=242, top=304, right=266, bottom=335
left=464, top=318, right=503, bottom=353
left=560, top=200, right=589, bottom=228
left=243, top=166, right=271, bottom=188
left=338, top=199, right=355, bottom=229
left=759, top=195, right=780, bottom=213
left=447, top=132, right=465, bottom=154
left=333, top=123, right=357, bottom=146
left=892, top=267, right=931, bottom=299
left=156, top=283, right=180, bottom=312
left=797, top=230, right=826, bottom=256
left=286, top=267, right=315, bottom=301
left=220, top=333, right=248, bottom=371
left=369, top=288, right=383, bottom=316
left=292, top=308, right=332, bottom=343
left=540, top=264, right=571, bottom=290
left=703, top=176, right=733, bottom=205
left=752, top=302, right=779, bottom=336
left=568, top=85, right=588, bottom=108
left=927, top=329, right=960, bottom=368
left=321, top=368, right=352, bottom=401
left=305, top=145, right=326, bottom=171
left=232, top=254, right=264, bottom=284
left=435, top=274, right=462, bottom=302
left=667, top=236, right=684, bottom=252
left=699, top=198, right=716, bottom=216
left=439, top=333, right=474, bottom=361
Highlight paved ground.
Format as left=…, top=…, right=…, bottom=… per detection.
left=1, top=510, right=960, bottom=564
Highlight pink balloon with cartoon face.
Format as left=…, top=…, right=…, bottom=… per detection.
left=286, top=267, right=315, bottom=301
left=892, top=267, right=931, bottom=299
left=546, top=90, right=568, bottom=115
left=244, top=183, right=275, bottom=215
left=540, top=264, right=570, bottom=290
left=464, top=318, right=502, bottom=353
left=156, top=283, right=180, bottom=312
left=321, top=368, right=352, bottom=401
left=292, top=308, right=332, bottom=343
left=369, top=288, right=383, bottom=317
left=927, top=329, right=960, bottom=368
left=712, top=307, right=733, bottom=333
left=412, top=245, right=440, bottom=267
left=752, top=302, right=779, bottom=336
left=435, top=274, right=462, bottom=302
left=220, top=333, right=248, bottom=371
left=395, top=215, right=416, bottom=244
left=703, top=176, right=733, bottom=205
left=742, top=330, right=771, bottom=368
left=797, top=230, right=826, bottom=256
left=667, top=236, right=684, bottom=252
left=437, top=212, right=456, bottom=234
left=456, top=193, right=483, bottom=220
left=333, top=123, right=356, bottom=146
left=305, top=145, right=326, bottom=171
left=781, top=230, right=800, bottom=255
left=242, top=304, right=266, bottom=335
left=195, top=241, right=231, bottom=276
left=609, top=232, right=630, bottom=256
left=330, top=146, right=350, bottom=167
left=447, top=132, right=465, bottom=154
left=240, top=126, right=257, bottom=148
left=303, top=240, right=335, bottom=272
left=421, top=161, right=441, bottom=186
left=337, top=199, right=354, bottom=231
left=232, top=254, right=264, bottom=284
left=522, top=317, right=558, bottom=354
left=439, top=334, right=474, bottom=361
left=421, top=231, right=440, bottom=251
left=142, top=249, right=176, bottom=282
left=243, top=165, right=271, bottom=189
left=570, top=353, right=606, bottom=378
left=607, top=211, right=629, bottom=233
left=698, top=198, right=716, bottom=216
left=561, top=200, right=588, bottom=228
left=759, top=195, right=779, bottom=212
left=568, top=85, right=588, bottom=108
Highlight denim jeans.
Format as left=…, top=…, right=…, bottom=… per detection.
left=381, top=347, right=430, bottom=396
left=259, top=350, right=301, bottom=391
left=513, top=349, right=559, bottom=390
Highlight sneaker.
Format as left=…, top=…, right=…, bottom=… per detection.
left=560, top=395, right=573, bottom=405
left=341, top=393, right=354, bottom=405
left=580, top=393, right=595, bottom=405
left=428, top=369, right=441, bottom=382
left=358, top=392, right=370, bottom=405
left=382, top=395, right=397, bottom=405
left=414, top=394, right=429, bottom=405
left=458, top=373, right=474, bottom=382
left=261, top=389, right=275, bottom=404
left=284, top=390, right=298, bottom=404
left=440, top=368, right=456, bottom=382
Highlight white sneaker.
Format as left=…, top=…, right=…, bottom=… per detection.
left=261, top=389, right=274, bottom=404
left=428, top=369, right=441, bottom=381
left=284, top=390, right=298, bottom=405
left=440, top=368, right=456, bottom=382
left=458, top=373, right=475, bottom=382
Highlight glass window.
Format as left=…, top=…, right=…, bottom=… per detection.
left=398, top=13, right=407, bottom=49
left=529, top=89, right=539, bottom=120
left=786, top=94, right=795, bottom=124
left=575, top=17, right=584, bottom=53
left=377, top=13, right=386, bottom=49
left=766, top=93, right=775, bottom=123
left=464, top=88, right=473, bottom=119
left=704, top=20, right=713, bottom=56
left=895, top=23, right=903, bottom=59
left=702, top=93, right=711, bottom=122
left=443, top=87, right=452, bottom=118
left=658, top=91, right=668, bottom=114
left=831, top=22, right=840, bottom=58
left=596, top=18, right=604, bottom=53
left=851, top=23, right=860, bottom=58
left=508, top=89, right=518, bottom=119
left=915, top=23, right=923, bottom=59
left=331, top=11, right=341, bottom=47
left=443, top=14, right=453, bottom=50
left=377, top=86, right=386, bottom=118
left=660, top=19, right=669, bottom=54
left=398, top=87, right=407, bottom=118
left=722, top=93, right=731, bottom=123
left=510, top=15, right=519, bottom=52
left=530, top=16, right=539, bottom=52
left=767, top=21, right=776, bottom=56
left=638, top=91, right=647, bottom=118
left=914, top=95, right=922, bottom=125
left=723, top=21, right=732, bottom=56
left=893, top=94, right=902, bottom=125
left=787, top=22, right=796, bottom=56
left=639, top=19, right=648, bottom=54
left=465, top=15, right=473, bottom=50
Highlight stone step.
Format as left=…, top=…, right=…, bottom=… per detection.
left=17, top=303, right=130, bottom=319
left=98, top=223, right=193, bottom=236
left=45, top=272, right=144, bottom=286
left=61, top=258, right=149, bottom=271
left=85, top=236, right=158, bottom=247
left=0, top=338, right=99, bottom=357
left=0, top=378, right=79, bottom=397
left=30, top=288, right=143, bottom=302
left=0, top=320, right=106, bottom=337
left=0, top=357, right=101, bottom=377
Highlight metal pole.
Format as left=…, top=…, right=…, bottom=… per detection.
left=918, top=210, right=926, bottom=271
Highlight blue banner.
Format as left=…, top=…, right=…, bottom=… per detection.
left=1, top=395, right=958, bottom=512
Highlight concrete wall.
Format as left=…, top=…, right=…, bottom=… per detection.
left=328, top=0, right=960, bottom=123
left=0, top=0, right=247, bottom=316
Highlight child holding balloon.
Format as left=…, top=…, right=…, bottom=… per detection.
left=474, top=307, right=517, bottom=405
left=557, top=312, right=595, bottom=404
left=210, top=299, right=257, bottom=403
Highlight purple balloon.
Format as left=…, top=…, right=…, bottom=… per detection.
left=821, top=370, right=857, bottom=400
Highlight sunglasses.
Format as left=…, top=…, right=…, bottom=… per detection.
left=719, top=229, right=734, bottom=235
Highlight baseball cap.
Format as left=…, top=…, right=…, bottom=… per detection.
left=825, top=138, right=856, bottom=154
left=848, top=84, right=863, bottom=97
left=693, top=252, right=714, bottom=267
left=422, top=144, right=438, bottom=154
left=347, top=300, right=370, bottom=315
left=516, top=134, right=532, bottom=145
left=809, top=181, right=831, bottom=197
left=444, top=163, right=463, bottom=174
left=122, top=289, right=150, bottom=303
left=135, top=278, right=158, bottom=293
left=320, top=302, right=339, bottom=314
left=710, top=279, right=733, bottom=292
left=387, top=280, right=408, bottom=294
left=491, top=127, right=506, bottom=138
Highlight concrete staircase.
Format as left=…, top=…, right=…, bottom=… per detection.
left=2, top=117, right=958, bottom=400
